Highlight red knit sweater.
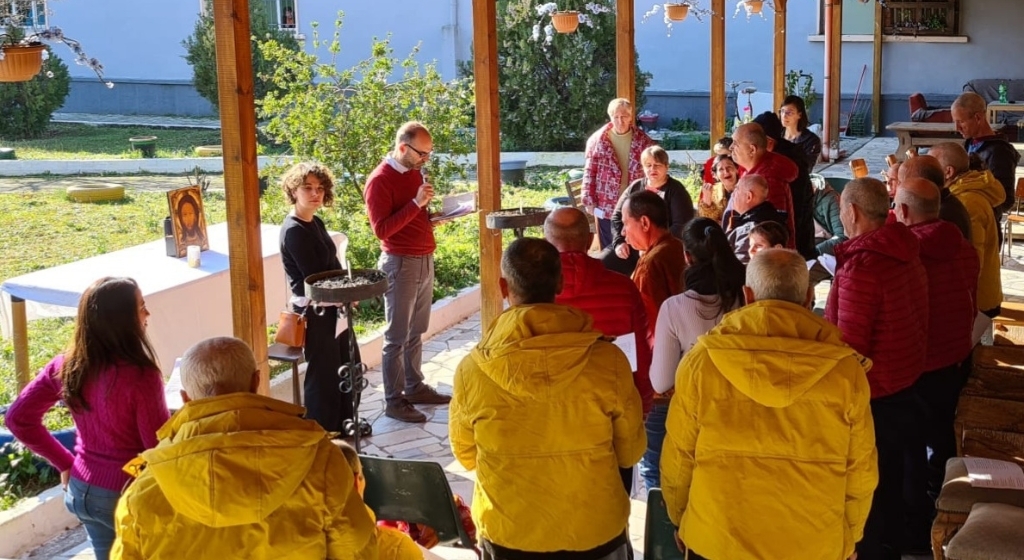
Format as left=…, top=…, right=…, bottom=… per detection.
left=364, top=160, right=436, bottom=256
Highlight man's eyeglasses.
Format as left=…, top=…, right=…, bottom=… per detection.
left=404, top=143, right=432, bottom=159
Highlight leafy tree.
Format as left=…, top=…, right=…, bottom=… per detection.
left=465, top=0, right=651, bottom=151
left=0, top=46, right=70, bottom=139
left=257, top=12, right=475, bottom=213
left=182, top=0, right=300, bottom=113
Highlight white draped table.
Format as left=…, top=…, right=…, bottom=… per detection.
left=2, top=222, right=343, bottom=382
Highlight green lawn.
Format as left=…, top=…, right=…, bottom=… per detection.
left=0, top=123, right=289, bottom=160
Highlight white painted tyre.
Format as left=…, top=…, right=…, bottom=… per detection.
left=66, top=183, right=125, bottom=203
left=195, top=145, right=223, bottom=157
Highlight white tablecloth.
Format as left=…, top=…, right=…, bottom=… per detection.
left=1, top=222, right=344, bottom=375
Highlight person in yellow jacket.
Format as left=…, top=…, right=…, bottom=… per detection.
left=661, top=249, right=878, bottom=560
left=450, top=238, right=646, bottom=560
left=930, top=141, right=1007, bottom=317
left=110, top=337, right=377, bottom=560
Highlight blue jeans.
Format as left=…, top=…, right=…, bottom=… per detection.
left=64, top=477, right=121, bottom=560
left=639, top=403, right=669, bottom=492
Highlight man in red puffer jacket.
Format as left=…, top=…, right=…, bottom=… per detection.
left=730, top=123, right=799, bottom=249
left=893, top=177, right=979, bottom=552
left=825, top=177, right=928, bottom=560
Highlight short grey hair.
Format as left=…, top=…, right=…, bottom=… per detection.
left=501, top=237, right=561, bottom=304
left=607, top=98, right=632, bottom=117
left=842, top=177, right=890, bottom=223
left=746, top=249, right=809, bottom=305
left=952, top=92, right=986, bottom=116
left=180, top=337, right=257, bottom=400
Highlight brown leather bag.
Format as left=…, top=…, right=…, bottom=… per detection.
left=274, top=310, right=306, bottom=347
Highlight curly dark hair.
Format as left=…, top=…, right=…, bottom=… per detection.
left=280, top=162, right=336, bottom=207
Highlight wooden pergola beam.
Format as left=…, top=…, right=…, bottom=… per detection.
left=473, top=0, right=502, bottom=329
left=616, top=0, right=636, bottom=105
left=212, top=0, right=269, bottom=393
left=822, top=0, right=843, bottom=162
left=872, top=0, right=883, bottom=135
left=710, top=0, right=725, bottom=143
left=773, top=0, right=787, bottom=111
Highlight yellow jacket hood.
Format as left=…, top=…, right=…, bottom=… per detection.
left=472, top=303, right=604, bottom=399
left=143, top=393, right=328, bottom=527
left=702, top=300, right=872, bottom=407
left=949, top=170, right=1007, bottom=208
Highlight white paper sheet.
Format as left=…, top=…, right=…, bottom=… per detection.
left=972, top=311, right=992, bottom=347
left=164, top=358, right=184, bottom=412
left=611, top=333, right=638, bottom=371
left=817, top=253, right=837, bottom=276
left=962, top=457, right=1024, bottom=490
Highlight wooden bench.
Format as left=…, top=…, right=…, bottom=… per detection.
left=885, top=121, right=963, bottom=160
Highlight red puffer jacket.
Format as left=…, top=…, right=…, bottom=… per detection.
left=741, top=152, right=798, bottom=249
left=910, top=220, right=980, bottom=371
left=825, top=222, right=928, bottom=399
left=555, top=251, right=654, bottom=412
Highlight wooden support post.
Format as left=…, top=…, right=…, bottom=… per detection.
left=616, top=0, right=636, bottom=105
left=822, top=0, right=843, bottom=162
left=473, top=0, right=503, bottom=330
left=773, top=0, right=787, bottom=111
left=212, top=0, right=269, bottom=393
left=872, top=0, right=883, bottom=135
left=710, top=0, right=726, bottom=143
left=12, top=296, right=29, bottom=391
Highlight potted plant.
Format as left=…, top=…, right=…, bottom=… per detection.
left=735, top=0, right=772, bottom=19
left=664, top=3, right=691, bottom=21
left=1, top=0, right=109, bottom=84
left=642, top=2, right=713, bottom=36
left=550, top=11, right=580, bottom=34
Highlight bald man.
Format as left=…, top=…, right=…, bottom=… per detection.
left=723, top=175, right=787, bottom=264
left=897, top=154, right=972, bottom=240
left=825, top=177, right=928, bottom=560
left=730, top=123, right=799, bottom=248
left=894, top=178, right=979, bottom=550
left=952, top=92, right=1020, bottom=211
left=930, top=142, right=1006, bottom=317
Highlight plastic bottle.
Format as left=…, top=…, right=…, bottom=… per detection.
left=999, top=83, right=1008, bottom=104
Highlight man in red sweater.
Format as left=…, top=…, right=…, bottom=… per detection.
left=364, top=122, right=451, bottom=423
left=894, top=178, right=979, bottom=550
left=825, top=177, right=928, bottom=560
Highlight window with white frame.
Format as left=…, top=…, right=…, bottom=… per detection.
left=12, top=0, right=47, bottom=29
left=197, top=0, right=298, bottom=31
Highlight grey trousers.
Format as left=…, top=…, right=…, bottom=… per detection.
left=378, top=252, right=433, bottom=404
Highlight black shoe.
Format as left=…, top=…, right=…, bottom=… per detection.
left=384, top=399, right=427, bottom=423
left=404, top=385, right=452, bottom=405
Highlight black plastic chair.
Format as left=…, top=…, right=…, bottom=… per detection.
left=359, top=455, right=475, bottom=549
left=644, top=488, right=685, bottom=560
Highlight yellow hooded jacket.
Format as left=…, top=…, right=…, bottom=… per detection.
left=949, top=170, right=1006, bottom=312
left=661, top=300, right=878, bottom=560
left=110, top=393, right=377, bottom=560
left=449, top=304, right=646, bottom=553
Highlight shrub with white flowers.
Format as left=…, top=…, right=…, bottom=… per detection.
left=0, top=0, right=109, bottom=85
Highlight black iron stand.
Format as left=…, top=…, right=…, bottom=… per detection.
left=338, top=301, right=369, bottom=453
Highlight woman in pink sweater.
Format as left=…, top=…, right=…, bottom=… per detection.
left=7, top=277, right=169, bottom=560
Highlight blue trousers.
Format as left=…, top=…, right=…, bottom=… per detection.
left=639, top=404, right=669, bottom=492
left=64, top=477, right=120, bottom=560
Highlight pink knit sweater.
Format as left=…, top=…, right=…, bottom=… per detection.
left=6, top=355, right=169, bottom=492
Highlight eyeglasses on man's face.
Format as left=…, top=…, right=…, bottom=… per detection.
left=404, top=143, right=432, bottom=159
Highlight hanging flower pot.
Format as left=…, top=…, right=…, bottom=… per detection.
left=0, top=44, right=46, bottom=83
left=665, top=3, right=690, bottom=22
left=551, top=11, right=580, bottom=34
left=745, top=0, right=764, bottom=15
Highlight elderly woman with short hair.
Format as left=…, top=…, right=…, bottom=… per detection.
left=582, top=98, right=655, bottom=249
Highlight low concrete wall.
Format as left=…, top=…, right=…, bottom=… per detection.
left=0, top=155, right=296, bottom=177
left=0, top=486, right=78, bottom=559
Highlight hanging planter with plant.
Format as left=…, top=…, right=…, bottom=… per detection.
left=734, top=0, right=775, bottom=20
left=664, top=3, right=691, bottom=21
left=1, top=0, right=110, bottom=85
left=551, top=11, right=580, bottom=34
left=642, top=1, right=713, bottom=37
left=0, top=43, right=44, bottom=82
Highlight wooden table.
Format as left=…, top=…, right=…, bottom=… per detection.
left=885, top=122, right=963, bottom=160
left=988, top=102, right=1024, bottom=125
